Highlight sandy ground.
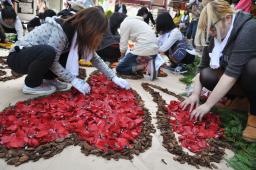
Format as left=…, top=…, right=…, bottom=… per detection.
left=0, top=53, right=234, bottom=170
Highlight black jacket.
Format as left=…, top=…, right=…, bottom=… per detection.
left=199, top=11, right=256, bottom=78
left=114, top=4, right=127, bottom=14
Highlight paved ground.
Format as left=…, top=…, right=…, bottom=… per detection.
left=0, top=6, right=232, bottom=169
left=0, top=46, right=234, bottom=170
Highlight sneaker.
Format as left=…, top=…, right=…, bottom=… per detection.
left=44, top=79, right=69, bottom=91
left=169, top=64, right=188, bottom=74
left=147, top=58, right=157, bottom=81
left=22, top=84, right=56, bottom=95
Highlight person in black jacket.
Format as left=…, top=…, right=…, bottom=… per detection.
left=97, top=12, right=127, bottom=63
left=181, top=0, right=256, bottom=142
left=114, top=0, right=127, bottom=14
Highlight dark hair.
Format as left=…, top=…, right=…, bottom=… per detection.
left=95, top=5, right=104, bottom=13
left=109, top=12, right=127, bottom=35
left=2, top=0, right=13, bottom=8
left=57, top=9, right=74, bottom=19
left=156, top=12, right=176, bottom=34
left=27, top=17, right=41, bottom=31
left=137, top=7, right=148, bottom=16
left=38, top=9, right=56, bottom=20
left=43, top=9, right=56, bottom=18
left=66, top=7, right=108, bottom=57
left=175, top=10, right=180, bottom=17
left=1, top=7, right=16, bottom=20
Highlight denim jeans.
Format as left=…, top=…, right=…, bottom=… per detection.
left=186, top=20, right=198, bottom=39
left=116, top=52, right=138, bottom=75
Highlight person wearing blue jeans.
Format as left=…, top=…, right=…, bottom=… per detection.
left=186, top=19, right=198, bottom=47
left=116, top=15, right=159, bottom=80
left=116, top=53, right=156, bottom=75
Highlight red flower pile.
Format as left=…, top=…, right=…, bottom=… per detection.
left=167, top=101, right=224, bottom=153
left=0, top=74, right=145, bottom=152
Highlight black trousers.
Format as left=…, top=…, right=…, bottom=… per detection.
left=97, top=44, right=120, bottom=63
left=2, top=24, right=16, bottom=34
left=7, top=45, right=68, bottom=88
left=200, top=58, right=256, bottom=115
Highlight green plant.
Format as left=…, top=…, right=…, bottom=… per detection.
left=179, top=56, right=200, bottom=85
left=216, top=108, right=256, bottom=170
left=105, top=10, right=113, bottom=18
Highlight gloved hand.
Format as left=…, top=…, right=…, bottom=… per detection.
left=71, top=78, right=91, bottom=95
left=112, top=76, right=130, bottom=90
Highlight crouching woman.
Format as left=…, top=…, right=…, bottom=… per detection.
left=181, top=0, right=256, bottom=142
left=7, top=7, right=129, bottom=95
left=156, top=12, right=195, bottom=74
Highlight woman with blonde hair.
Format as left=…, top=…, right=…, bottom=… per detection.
left=7, top=7, right=129, bottom=95
left=181, top=0, right=256, bottom=142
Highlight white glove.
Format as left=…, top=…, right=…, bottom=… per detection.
left=112, top=76, right=130, bottom=90
left=71, top=78, right=91, bottom=95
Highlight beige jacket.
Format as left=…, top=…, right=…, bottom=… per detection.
left=119, top=16, right=158, bottom=56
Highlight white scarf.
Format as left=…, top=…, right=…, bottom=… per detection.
left=209, top=14, right=236, bottom=69
left=66, top=32, right=93, bottom=76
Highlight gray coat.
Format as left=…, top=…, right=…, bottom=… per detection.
left=199, top=11, right=256, bottom=78
left=12, top=17, right=116, bottom=82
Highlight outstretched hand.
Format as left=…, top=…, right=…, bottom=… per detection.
left=189, top=103, right=211, bottom=121
left=180, top=94, right=200, bottom=112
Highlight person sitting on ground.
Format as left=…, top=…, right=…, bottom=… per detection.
left=7, top=7, right=129, bottom=95
left=181, top=0, right=256, bottom=142
left=156, top=12, right=195, bottom=74
left=137, top=6, right=155, bottom=26
left=97, top=12, right=127, bottom=63
left=0, top=0, right=15, bottom=9
left=27, top=9, right=56, bottom=32
left=116, top=15, right=159, bottom=80
left=0, top=6, right=23, bottom=41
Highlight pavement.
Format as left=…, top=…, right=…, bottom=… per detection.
left=0, top=47, right=234, bottom=170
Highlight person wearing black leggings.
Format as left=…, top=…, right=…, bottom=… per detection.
left=7, top=8, right=129, bottom=96
left=181, top=0, right=256, bottom=142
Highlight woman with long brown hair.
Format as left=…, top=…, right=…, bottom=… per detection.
left=7, top=7, right=129, bottom=95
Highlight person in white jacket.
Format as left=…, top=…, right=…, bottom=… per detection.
left=0, top=7, right=23, bottom=41
left=116, top=16, right=159, bottom=80
left=156, top=12, right=195, bottom=74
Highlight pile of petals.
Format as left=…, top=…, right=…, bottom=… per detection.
left=0, top=74, right=145, bottom=152
left=167, top=101, right=224, bottom=153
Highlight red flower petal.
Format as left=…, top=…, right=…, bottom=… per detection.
left=167, top=100, right=224, bottom=153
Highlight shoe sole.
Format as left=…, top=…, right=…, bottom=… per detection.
left=150, top=59, right=156, bottom=80
left=22, top=89, right=56, bottom=95
left=56, top=85, right=71, bottom=92
left=242, top=136, right=256, bottom=142
left=169, top=70, right=188, bottom=74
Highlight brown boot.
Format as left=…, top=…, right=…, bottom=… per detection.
left=242, top=114, right=256, bottom=142
left=216, top=97, right=249, bottom=112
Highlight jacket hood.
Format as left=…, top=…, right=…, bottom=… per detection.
left=125, top=16, right=144, bottom=21
left=227, top=11, right=253, bottom=44
left=45, top=16, right=64, bottom=31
